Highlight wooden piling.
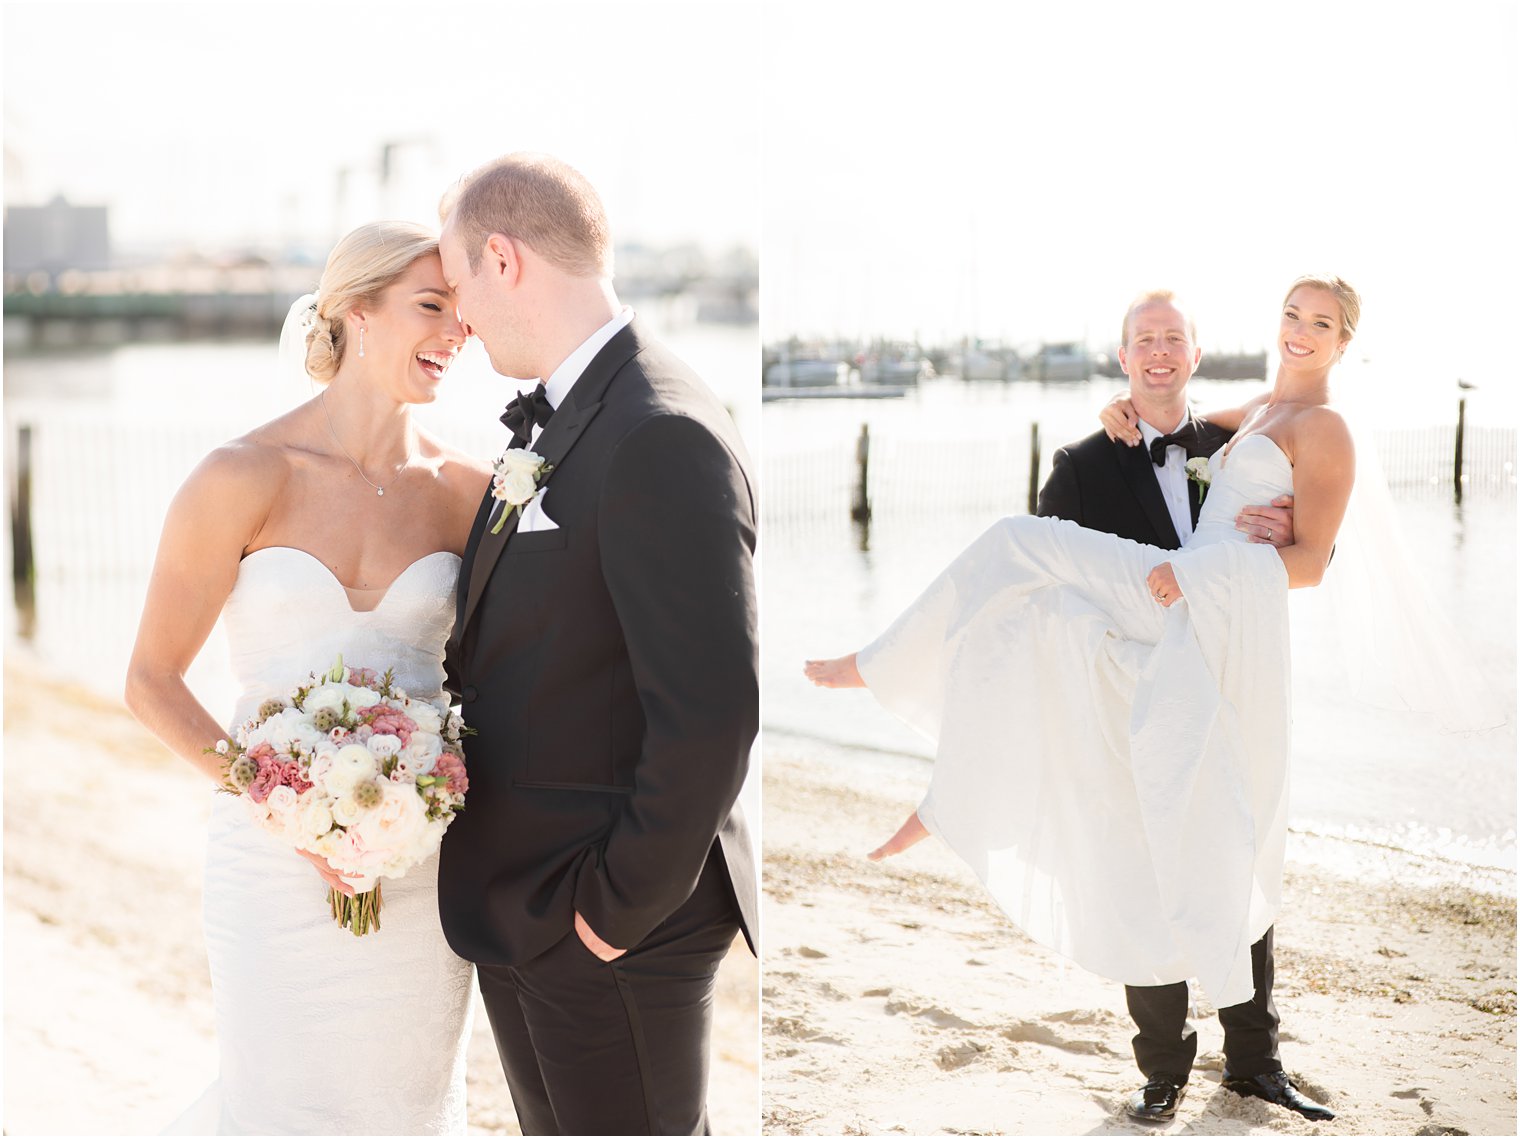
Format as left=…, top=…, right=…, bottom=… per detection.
left=851, top=423, right=872, bottom=524
left=1455, top=395, right=1466, bottom=504
left=11, top=424, right=36, bottom=625
left=1026, top=421, right=1042, bottom=514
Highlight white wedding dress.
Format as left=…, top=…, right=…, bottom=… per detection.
left=171, top=547, right=474, bottom=1136
left=858, top=433, right=1294, bottom=1009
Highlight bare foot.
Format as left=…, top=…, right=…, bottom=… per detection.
left=803, top=653, right=865, bottom=688
left=867, top=811, right=929, bottom=861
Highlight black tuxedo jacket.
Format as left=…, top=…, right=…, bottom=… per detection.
left=1035, top=413, right=1230, bottom=549
left=440, top=320, right=758, bottom=966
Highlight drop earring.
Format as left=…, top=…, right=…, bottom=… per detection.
left=358, top=327, right=366, bottom=358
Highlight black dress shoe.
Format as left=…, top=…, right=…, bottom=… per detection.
left=1126, top=1075, right=1187, bottom=1122
left=1221, top=1069, right=1335, bottom=1121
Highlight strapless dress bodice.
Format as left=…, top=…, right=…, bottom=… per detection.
left=1188, top=433, right=1295, bottom=549
left=221, top=547, right=460, bottom=727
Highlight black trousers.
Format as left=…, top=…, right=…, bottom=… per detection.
left=1125, top=927, right=1279, bottom=1082
left=476, top=853, right=742, bottom=1136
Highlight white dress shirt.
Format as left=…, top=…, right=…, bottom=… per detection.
left=514, top=306, right=635, bottom=532
left=530, top=306, right=636, bottom=447
left=1137, top=412, right=1194, bottom=544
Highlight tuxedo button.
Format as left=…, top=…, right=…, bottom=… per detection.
left=462, top=686, right=478, bottom=703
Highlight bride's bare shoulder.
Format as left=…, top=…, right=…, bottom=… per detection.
left=1297, top=403, right=1352, bottom=439
left=174, top=426, right=298, bottom=524
left=1291, top=405, right=1355, bottom=467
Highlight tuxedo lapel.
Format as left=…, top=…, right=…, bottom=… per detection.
left=458, top=321, right=644, bottom=634
left=1184, top=410, right=1222, bottom=531
left=1187, top=473, right=1204, bottom=529
left=1115, top=437, right=1182, bottom=549
left=452, top=489, right=496, bottom=643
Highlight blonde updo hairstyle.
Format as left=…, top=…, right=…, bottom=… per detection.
left=305, top=221, right=440, bottom=382
left=1282, top=273, right=1361, bottom=344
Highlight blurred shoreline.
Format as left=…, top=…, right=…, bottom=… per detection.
left=761, top=742, right=1516, bottom=1136
left=1, top=647, right=759, bottom=1135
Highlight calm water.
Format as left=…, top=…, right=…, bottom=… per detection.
left=2, top=310, right=760, bottom=823
left=762, top=374, right=1517, bottom=876
left=5, top=341, right=1515, bottom=877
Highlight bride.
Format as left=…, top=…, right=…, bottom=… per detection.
left=125, top=221, right=490, bottom=1134
left=806, top=275, right=1358, bottom=1012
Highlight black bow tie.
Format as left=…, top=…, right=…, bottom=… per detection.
left=1148, top=422, right=1204, bottom=467
left=501, top=384, right=555, bottom=449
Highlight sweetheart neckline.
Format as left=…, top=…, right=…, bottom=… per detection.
left=1217, top=432, right=1292, bottom=472
left=238, top=546, right=461, bottom=615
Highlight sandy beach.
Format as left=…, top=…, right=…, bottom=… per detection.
left=761, top=736, right=1516, bottom=1137
left=1, top=651, right=758, bottom=1136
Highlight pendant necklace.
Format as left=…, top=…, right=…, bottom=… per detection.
left=321, top=391, right=404, bottom=497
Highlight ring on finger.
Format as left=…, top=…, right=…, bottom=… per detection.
left=1267, top=528, right=1273, bottom=540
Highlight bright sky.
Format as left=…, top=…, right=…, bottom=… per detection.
left=3, top=1, right=759, bottom=255
left=762, top=1, right=1520, bottom=376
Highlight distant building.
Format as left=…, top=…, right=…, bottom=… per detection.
left=4, top=195, right=111, bottom=275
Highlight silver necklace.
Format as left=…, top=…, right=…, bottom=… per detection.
left=320, top=391, right=404, bottom=497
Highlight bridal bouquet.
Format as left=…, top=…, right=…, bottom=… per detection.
left=210, top=656, right=470, bottom=935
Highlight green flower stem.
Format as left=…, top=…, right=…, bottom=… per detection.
left=328, top=881, right=385, bottom=936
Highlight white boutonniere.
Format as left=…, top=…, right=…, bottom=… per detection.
left=1184, top=456, right=1212, bottom=505
left=490, top=449, right=554, bottom=534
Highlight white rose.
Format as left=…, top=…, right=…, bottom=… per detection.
left=331, top=797, right=362, bottom=827
left=300, top=797, right=334, bottom=837
left=497, top=448, right=546, bottom=477
left=343, top=683, right=383, bottom=709
left=352, top=780, right=427, bottom=857
left=263, top=708, right=309, bottom=751
left=306, top=752, right=335, bottom=787
left=1185, top=456, right=1212, bottom=483
left=321, top=829, right=372, bottom=875
left=368, top=733, right=402, bottom=758
left=402, top=731, right=443, bottom=773
left=288, top=721, right=326, bottom=755
left=499, top=469, right=540, bottom=506
left=302, top=685, right=347, bottom=716
left=266, top=785, right=298, bottom=814
left=327, top=744, right=377, bottom=794
left=408, top=703, right=443, bottom=735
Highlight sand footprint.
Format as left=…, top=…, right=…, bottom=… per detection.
left=1001, top=1017, right=1114, bottom=1055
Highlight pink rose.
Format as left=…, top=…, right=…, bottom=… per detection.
left=347, top=667, right=381, bottom=689
left=358, top=705, right=417, bottom=745
left=434, top=752, right=468, bottom=796
left=247, top=753, right=284, bottom=804
left=281, top=761, right=313, bottom=795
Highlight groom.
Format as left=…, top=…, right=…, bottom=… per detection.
left=438, top=153, right=757, bottom=1135
left=1037, top=290, right=1332, bottom=1124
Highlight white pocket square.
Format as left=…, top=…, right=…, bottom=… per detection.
left=518, top=488, right=560, bottom=533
